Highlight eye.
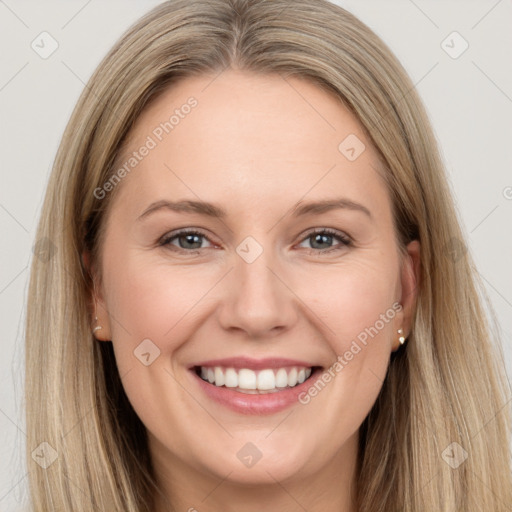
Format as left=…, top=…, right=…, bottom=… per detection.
left=159, top=229, right=214, bottom=253
left=297, top=228, right=352, bottom=254
left=158, top=227, right=352, bottom=255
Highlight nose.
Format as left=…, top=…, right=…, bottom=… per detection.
left=217, top=245, right=298, bottom=339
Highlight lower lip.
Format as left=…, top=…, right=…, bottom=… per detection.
left=189, top=367, right=323, bottom=415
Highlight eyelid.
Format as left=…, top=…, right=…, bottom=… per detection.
left=296, top=227, right=352, bottom=251
left=159, top=226, right=352, bottom=254
left=158, top=227, right=215, bottom=248
left=300, top=227, right=351, bottom=242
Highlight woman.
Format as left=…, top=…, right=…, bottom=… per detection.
left=25, top=0, right=512, bottom=510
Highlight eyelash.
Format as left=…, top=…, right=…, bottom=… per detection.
left=158, top=227, right=352, bottom=255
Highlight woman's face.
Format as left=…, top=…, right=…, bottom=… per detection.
left=91, top=70, right=419, bottom=493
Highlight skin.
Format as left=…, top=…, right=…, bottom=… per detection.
left=86, top=69, right=420, bottom=512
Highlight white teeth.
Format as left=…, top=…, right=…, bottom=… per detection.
left=275, top=368, right=289, bottom=388
left=257, top=369, right=275, bottom=390
left=197, top=365, right=314, bottom=392
left=214, top=367, right=225, bottom=387
left=224, top=368, right=238, bottom=388
left=238, top=369, right=257, bottom=390
left=288, top=367, right=298, bottom=387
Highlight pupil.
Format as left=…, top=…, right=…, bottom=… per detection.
left=182, top=234, right=201, bottom=249
left=313, top=233, right=332, bottom=249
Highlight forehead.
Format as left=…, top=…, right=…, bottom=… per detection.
left=123, top=70, right=370, bottom=160
left=109, top=70, right=389, bottom=221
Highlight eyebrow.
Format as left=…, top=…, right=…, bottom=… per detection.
left=137, top=199, right=226, bottom=221
left=291, top=198, right=372, bottom=219
left=137, top=197, right=372, bottom=221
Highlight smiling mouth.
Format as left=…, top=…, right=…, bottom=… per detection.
left=193, top=365, right=321, bottom=394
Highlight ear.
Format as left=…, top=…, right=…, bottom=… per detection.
left=82, top=250, right=112, bottom=342
left=393, top=239, right=420, bottom=351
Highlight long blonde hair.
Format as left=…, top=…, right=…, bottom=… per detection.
left=25, top=0, right=512, bottom=510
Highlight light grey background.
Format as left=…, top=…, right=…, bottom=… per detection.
left=1, top=1, right=511, bottom=510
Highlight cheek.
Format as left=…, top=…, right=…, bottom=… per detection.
left=102, top=258, right=207, bottom=433
left=296, top=258, right=398, bottom=403
left=104, top=255, right=210, bottom=347
left=301, top=257, right=398, bottom=346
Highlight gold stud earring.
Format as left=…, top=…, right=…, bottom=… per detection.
left=92, top=316, right=102, bottom=334
left=398, top=328, right=405, bottom=345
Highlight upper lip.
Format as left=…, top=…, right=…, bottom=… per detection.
left=190, top=357, right=320, bottom=371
